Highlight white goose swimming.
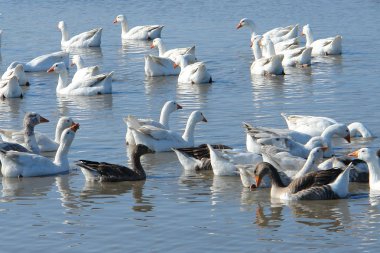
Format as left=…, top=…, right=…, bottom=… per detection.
left=113, top=14, right=163, bottom=40
left=144, top=55, right=180, bottom=77
left=130, top=110, right=207, bottom=152
left=0, top=76, right=23, bottom=99
left=124, top=100, right=183, bottom=145
left=150, top=38, right=196, bottom=63
left=71, top=55, right=99, bottom=82
left=58, top=21, right=102, bottom=48
left=281, top=113, right=373, bottom=138
left=0, top=116, right=75, bottom=152
left=302, top=24, right=342, bottom=56
left=0, top=123, right=79, bottom=178
left=1, top=64, right=29, bottom=86
left=47, top=62, right=113, bottom=96
left=6, top=51, right=69, bottom=72
left=174, top=54, right=212, bottom=84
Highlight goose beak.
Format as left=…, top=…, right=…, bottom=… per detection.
left=236, top=23, right=243, bottom=29
left=39, top=116, right=49, bottom=123
left=255, top=176, right=262, bottom=188
left=70, top=123, right=80, bottom=132
left=250, top=184, right=257, bottom=191
left=250, top=41, right=253, bottom=48
left=348, top=150, right=359, bottom=158
left=301, top=32, right=304, bottom=36
left=173, top=63, right=178, bottom=69
left=47, top=66, right=55, bottom=73
left=150, top=44, right=155, bottom=49
left=70, top=121, right=77, bottom=127
left=113, top=19, right=118, bottom=24
left=321, top=146, right=329, bottom=151
left=176, top=104, right=183, bottom=110
left=202, top=116, right=208, bottom=123
left=344, top=134, right=351, bottom=143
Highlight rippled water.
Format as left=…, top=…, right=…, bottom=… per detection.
left=0, top=0, right=380, bottom=252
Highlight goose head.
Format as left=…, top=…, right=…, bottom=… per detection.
left=57, top=117, right=75, bottom=131
left=113, top=14, right=125, bottom=24
left=301, top=24, right=311, bottom=36
left=57, top=21, right=66, bottom=30
left=324, top=123, right=351, bottom=143
left=309, top=147, right=328, bottom=164
left=236, top=18, right=255, bottom=30
left=348, top=148, right=379, bottom=162
left=253, top=162, right=275, bottom=187
left=190, top=110, right=208, bottom=123
left=71, top=55, right=83, bottom=67
left=59, top=123, right=80, bottom=148
left=47, top=62, right=67, bottom=73
left=150, top=38, right=162, bottom=49
left=133, top=144, right=154, bottom=156
left=173, top=54, right=195, bottom=69
left=163, top=100, right=183, bottom=112
left=24, top=112, right=49, bottom=128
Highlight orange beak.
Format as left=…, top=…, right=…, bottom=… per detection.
left=150, top=44, right=155, bottom=49
left=255, top=176, right=262, bottom=188
left=39, top=116, right=49, bottom=123
left=47, top=66, right=55, bottom=73
left=301, top=32, right=304, bottom=36
left=250, top=41, right=253, bottom=48
left=348, top=150, right=359, bottom=158
left=202, top=116, right=208, bottom=123
left=344, top=134, right=351, bottom=143
left=113, top=19, right=118, bottom=24
left=236, top=23, right=242, bottom=29
left=70, top=121, right=76, bottom=127
left=173, top=63, right=178, bottom=69
left=177, top=104, right=183, bottom=110
left=70, top=123, right=80, bottom=132
left=70, top=62, right=75, bottom=67
left=321, top=146, right=329, bottom=151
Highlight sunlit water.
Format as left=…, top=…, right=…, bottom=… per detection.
left=0, top=0, right=380, bottom=252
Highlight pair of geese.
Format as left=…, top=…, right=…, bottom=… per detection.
left=236, top=18, right=342, bottom=75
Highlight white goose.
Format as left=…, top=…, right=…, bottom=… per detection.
left=7, top=51, right=69, bottom=72
left=150, top=38, right=196, bottom=63
left=273, top=37, right=299, bottom=53
left=113, top=14, right=163, bottom=40
left=250, top=35, right=284, bottom=75
left=1, top=64, right=29, bottom=86
left=302, top=24, right=342, bottom=56
left=144, top=55, right=180, bottom=77
left=174, top=55, right=212, bottom=84
left=124, top=100, right=183, bottom=145
left=47, top=62, right=113, bottom=96
left=0, top=76, right=23, bottom=99
left=58, top=21, right=102, bottom=48
left=0, top=116, right=75, bottom=152
left=71, top=55, right=99, bottom=82
left=281, top=113, right=373, bottom=138
left=0, top=123, right=79, bottom=178
left=130, top=110, right=207, bottom=152
left=349, top=148, right=380, bottom=191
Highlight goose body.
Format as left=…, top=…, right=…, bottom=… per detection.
left=282, top=47, right=312, bottom=67
left=76, top=145, right=153, bottom=182
left=71, top=55, right=100, bottom=83
left=175, top=55, right=212, bottom=84
left=302, top=24, right=342, bottom=56
left=144, top=55, right=180, bottom=76
left=0, top=124, right=79, bottom=177
left=58, top=21, right=102, bottom=48
left=151, top=38, right=196, bottom=63
left=130, top=111, right=207, bottom=152
left=124, top=101, right=182, bottom=145
left=7, top=51, right=69, bottom=72
left=0, top=76, right=23, bottom=98
left=1, top=64, right=29, bottom=86
left=48, top=62, right=113, bottom=96
left=113, top=14, right=163, bottom=40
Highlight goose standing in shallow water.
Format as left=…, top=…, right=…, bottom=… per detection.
left=124, top=100, right=183, bottom=145
left=253, top=162, right=352, bottom=200
left=0, top=123, right=79, bottom=178
left=76, top=144, right=153, bottom=182
left=58, top=21, right=102, bottom=48
left=7, top=51, right=69, bottom=72
left=113, top=14, right=163, bottom=40
left=302, top=24, right=342, bottom=56
left=174, top=54, right=212, bottom=84
left=1, top=64, right=29, bottom=86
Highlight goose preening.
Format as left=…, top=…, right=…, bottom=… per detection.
left=144, top=55, right=180, bottom=77
left=58, top=21, right=102, bottom=48
left=113, top=14, right=163, bottom=40
left=0, top=76, right=23, bottom=99
left=150, top=38, right=196, bottom=63
left=0, top=123, right=79, bottom=178
left=7, top=51, right=69, bottom=72
left=1, top=63, right=29, bottom=86
left=76, top=144, right=153, bottom=182
left=349, top=148, right=380, bottom=191
left=281, top=113, right=373, bottom=138
left=174, top=54, right=212, bottom=84
left=253, top=162, right=352, bottom=201
left=71, top=55, right=100, bottom=83
left=0, top=112, right=49, bottom=154
left=129, top=110, right=207, bottom=152
left=124, top=100, right=183, bottom=145
left=302, top=24, right=342, bottom=56
left=47, top=62, right=113, bottom=96
left=0, top=116, right=75, bottom=152
left=250, top=35, right=284, bottom=75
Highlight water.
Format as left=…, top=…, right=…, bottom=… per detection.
left=0, top=0, right=380, bottom=252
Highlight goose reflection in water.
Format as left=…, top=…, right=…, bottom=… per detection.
left=121, top=40, right=152, bottom=55
left=176, top=81, right=211, bottom=105
left=1, top=176, right=56, bottom=199
left=56, top=93, right=113, bottom=112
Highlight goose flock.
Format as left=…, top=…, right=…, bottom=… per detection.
left=0, top=14, right=378, bottom=204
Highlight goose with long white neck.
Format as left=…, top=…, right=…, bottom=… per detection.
left=71, top=55, right=99, bottom=82
left=302, top=24, right=342, bottom=56
left=174, top=54, right=212, bottom=84
left=0, top=123, right=79, bottom=177
left=0, top=76, right=23, bottom=99
left=7, top=51, right=69, bottom=72
left=47, top=62, right=113, bottom=96
left=0, top=116, right=75, bottom=152
left=1, top=64, right=29, bottom=86
left=58, top=21, right=102, bottom=48
left=124, top=100, right=183, bottom=145
left=253, top=162, right=352, bottom=200
left=150, top=38, right=196, bottom=63
left=113, top=14, right=163, bottom=40
left=130, top=110, right=207, bottom=152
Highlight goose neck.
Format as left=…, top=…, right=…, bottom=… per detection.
left=120, top=19, right=129, bottom=34
left=252, top=42, right=263, bottom=60
left=60, top=26, right=70, bottom=43
left=367, top=159, right=380, bottom=188
left=268, top=165, right=286, bottom=188
left=53, top=139, right=72, bottom=169
left=304, top=29, right=314, bottom=47
left=266, top=40, right=276, bottom=57
left=24, top=124, right=39, bottom=154
left=57, top=69, right=70, bottom=92
left=131, top=151, right=146, bottom=179
left=294, top=154, right=316, bottom=179
left=182, top=117, right=197, bottom=144
left=156, top=42, right=167, bottom=57
left=159, top=105, right=171, bottom=128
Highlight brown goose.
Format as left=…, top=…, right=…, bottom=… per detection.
left=253, top=162, right=352, bottom=200
left=76, top=144, right=153, bottom=182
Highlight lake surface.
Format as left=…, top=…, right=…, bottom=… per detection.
left=0, top=0, right=380, bottom=252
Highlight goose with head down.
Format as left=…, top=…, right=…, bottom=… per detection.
left=58, top=21, right=102, bottom=48
left=174, top=54, right=212, bottom=84
left=302, top=24, right=342, bottom=56
left=6, top=51, right=69, bottom=72
left=113, top=14, right=163, bottom=40
left=0, top=76, right=23, bottom=99
left=144, top=55, right=180, bottom=77
left=1, top=64, right=29, bottom=86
